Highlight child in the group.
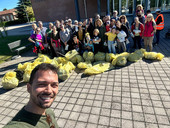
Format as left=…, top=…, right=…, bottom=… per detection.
left=92, top=29, right=101, bottom=54
left=105, top=21, right=111, bottom=32
left=28, top=27, right=44, bottom=54
left=105, top=28, right=117, bottom=54
left=84, top=33, right=94, bottom=52
left=68, top=35, right=82, bottom=54
left=116, top=28, right=127, bottom=53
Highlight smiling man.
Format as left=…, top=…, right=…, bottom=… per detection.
left=4, top=63, right=59, bottom=128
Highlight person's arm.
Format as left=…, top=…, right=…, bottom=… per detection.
left=28, top=37, right=35, bottom=44
left=105, top=32, right=109, bottom=35
left=45, top=33, right=48, bottom=44
left=151, top=24, right=157, bottom=35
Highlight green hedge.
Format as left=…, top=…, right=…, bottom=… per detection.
left=0, top=19, right=27, bottom=27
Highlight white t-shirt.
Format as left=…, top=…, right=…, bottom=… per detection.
left=117, top=30, right=127, bottom=42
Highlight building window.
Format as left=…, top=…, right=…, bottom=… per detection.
left=10, top=15, right=14, bottom=21
left=6, top=15, right=10, bottom=21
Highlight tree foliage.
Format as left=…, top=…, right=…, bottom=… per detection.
left=15, top=0, right=34, bottom=22
left=3, top=8, right=7, bottom=11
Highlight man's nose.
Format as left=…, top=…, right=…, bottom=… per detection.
left=45, top=84, right=53, bottom=93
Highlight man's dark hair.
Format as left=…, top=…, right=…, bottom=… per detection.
left=29, top=63, right=58, bottom=84
left=116, top=27, right=121, bottom=31
left=73, top=35, right=77, bottom=38
left=146, top=10, right=151, bottom=14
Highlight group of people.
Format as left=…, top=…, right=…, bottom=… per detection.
left=28, top=4, right=164, bottom=57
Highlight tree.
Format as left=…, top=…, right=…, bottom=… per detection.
left=15, top=0, right=34, bottom=22
left=3, top=8, right=7, bottom=11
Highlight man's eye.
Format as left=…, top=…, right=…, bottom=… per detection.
left=38, top=84, right=47, bottom=87
left=51, top=84, right=58, bottom=88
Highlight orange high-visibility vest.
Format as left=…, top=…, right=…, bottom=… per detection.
left=155, top=14, right=164, bottom=30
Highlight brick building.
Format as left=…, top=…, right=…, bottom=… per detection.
left=0, top=9, right=17, bottom=22
left=30, top=0, right=170, bottom=22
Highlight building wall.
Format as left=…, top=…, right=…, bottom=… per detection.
left=31, top=0, right=77, bottom=22
left=31, top=0, right=106, bottom=22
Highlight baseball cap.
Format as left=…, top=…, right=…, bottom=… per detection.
left=155, top=8, right=161, bottom=12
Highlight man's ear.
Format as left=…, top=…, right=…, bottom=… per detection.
left=27, top=83, right=31, bottom=93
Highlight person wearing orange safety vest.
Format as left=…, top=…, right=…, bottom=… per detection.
left=154, top=9, right=164, bottom=45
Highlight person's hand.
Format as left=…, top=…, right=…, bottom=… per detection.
left=142, top=36, right=144, bottom=39
left=151, top=32, right=154, bottom=35
left=117, top=39, right=120, bottom=42
left=64, top=42, right=67, bottom=46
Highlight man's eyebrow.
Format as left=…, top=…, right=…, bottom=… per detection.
left=37, top=81, right=59, bottom=84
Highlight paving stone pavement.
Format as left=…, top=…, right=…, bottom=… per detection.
left=0, top=13, right=170, bottom=128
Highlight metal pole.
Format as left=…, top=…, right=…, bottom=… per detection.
left=112, top=0, right=115, bottom=11
left=22, top=0, right=30, bottom=23
left=74, top=0, right=81, bottom=21
left=97, top=0, right=101, bottom=15
left=145, top=0, right=148, bottom=14
left=133, top=0, right=136, bottom=18
left=126, top=0, right=129, bottom=14
left=84, top=0, right=87, bottom=18
left=107, top=0, right=110, bottom=15
left=119, top=0, right=121, bottom=15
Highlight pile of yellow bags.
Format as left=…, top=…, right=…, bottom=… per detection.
left=17, top=54, right=75, bottom=82
left=1, top=72, right=19, bottom=89
left=1, top=49, right=165, bottom=89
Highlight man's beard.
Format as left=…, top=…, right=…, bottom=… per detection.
left=32, top=92, right=56, bottom=109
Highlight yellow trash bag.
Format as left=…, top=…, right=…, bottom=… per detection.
left=144, top=52, right=158, bottom=60
left=118, top=52, right=130, bottom=58
left=156, top=53, right=164, bottom=61
left=76, top=55, right=84, bottom=63
left=83, top=52, right=94, bottom=62
left=17, top=62, right=32, bottom=71
left=128, top=52, right=142, bottom=62
left=65, top=50, right=79, bottom=60
left=56, top=57, right=67, bottom=64
left=31, top=61, right=42, bottom=69
left=50, top=58, right=59, bottom=67
left=62, top=61, right=75, bottom=73
left=112, top=56, right=127, bottom=66
left=144, top=52, right=164, bottom=61
left=70, top=56, right=77, bottom=64
left=134, top=49, right=146, bottom=58
left=94, top=52, right=106, bottom=62
left=84, top=62, right=114, bottom=75
left=77, top=62, right=92, bottom=69
left=23, top=67, right=33, bottom=82
left=34, top=54, right=52, bottom=63
left=106, top=53, right=116, bottom=62
left=57, top=65, right=70, bottom=81
left=1, top=72, right=19, bottom=89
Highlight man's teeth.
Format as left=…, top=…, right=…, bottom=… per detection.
left=42, top=97, right=50, bottom=100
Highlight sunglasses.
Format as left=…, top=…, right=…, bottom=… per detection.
left=46, top=114, right=55, bottom=128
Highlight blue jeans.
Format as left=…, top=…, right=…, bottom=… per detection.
left=108, top=40, right=116, bottom=54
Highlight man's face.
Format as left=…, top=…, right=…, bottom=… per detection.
left=38, top=23, right=43, bottom=28
left=27, top=70, right=59, bottom=109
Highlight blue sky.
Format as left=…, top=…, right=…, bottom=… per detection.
left=0, top=0, right=19, bottom=11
